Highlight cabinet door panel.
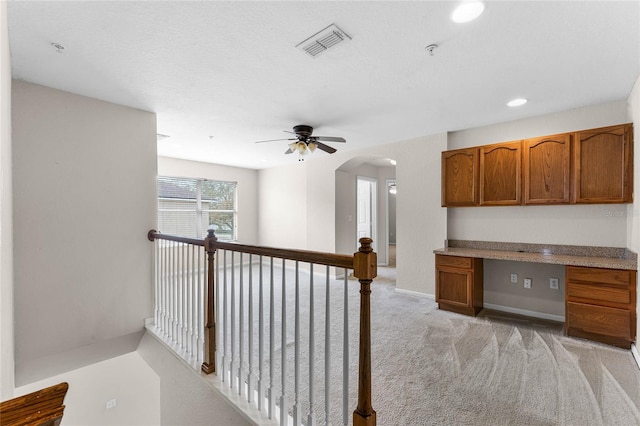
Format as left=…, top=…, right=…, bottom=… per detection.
left=436, top=269, right=471, bottom=308
left=442, top=148, right=479, bottom=206
left=573, top=124, right=633, bottom=203
left=524, top=134, right=570, bottom=204
left=480, top=142, right=522, bottom=205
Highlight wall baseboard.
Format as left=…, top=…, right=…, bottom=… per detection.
left=395, top=288, right=435, bottom=300
left=483, top=303, right=565, bottom=323
left=632, top=344, right=640, bottom=370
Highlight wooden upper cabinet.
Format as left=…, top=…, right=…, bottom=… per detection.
left=479, top=141, right=522, bottom=205
left=523, top=133, right=571, bottom=204
left=441, top=147, right=479, bottom=206
left=573, top=123, right=633, bottom=204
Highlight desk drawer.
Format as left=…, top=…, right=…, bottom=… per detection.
left=436, top=255, right=473, bottom=269
left=566, top=301, right=632, bottom=340
left=567, top=282, right=631, bottom=306
left=566, top=266, right=632, bottom=286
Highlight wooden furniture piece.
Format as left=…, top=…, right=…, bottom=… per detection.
left=435, top=254, right=483, bottom=316
left=523, top=133, right=571, bottom=204
left=441, top=123, right=633, bottom=207
left=566, top=266, right=636, bottom=349
left=479, top=141, right=522, bottom=205
left=0, top=382, right=68, bottom=426
left=572, top=123, right=633, bottom=204
left=441, top=147, right=479, bottom=207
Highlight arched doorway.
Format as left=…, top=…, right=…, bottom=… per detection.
left=335, top=156, right=396, bottom=267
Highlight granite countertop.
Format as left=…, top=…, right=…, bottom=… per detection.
left=433, top=240, right=637, bottom=270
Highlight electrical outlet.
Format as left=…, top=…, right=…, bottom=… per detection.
left=524, top=278, right=532, bottom=289
left=510, top=273, right=518, bottom=283
left=550, top=277, right=559, bottom=289
left=106, top=399, right=117, bottom=410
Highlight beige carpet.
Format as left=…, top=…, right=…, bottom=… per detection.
left=229, top=263, right=640, bottom=426
left=363, top=268, right=640, bottom=426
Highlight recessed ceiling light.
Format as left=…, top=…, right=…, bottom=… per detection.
left=507, top=98, right=528, bottom=107
left=451, top=1, right=485, bottom=23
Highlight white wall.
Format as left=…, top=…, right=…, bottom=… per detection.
left=12, top=81, right=157, bottom=385
left=0, top=0, right=14, bottom=400
left=393, top=134, right=447, bottom=295
left=157, top=157, right=259, bottom=245
left=626, top=75, right=640, bottom=346
left=14, top=352, right=160, bottom=426
left=259, top=133, right=447, bottom=295
left=258, top=162, right=308, bottom=250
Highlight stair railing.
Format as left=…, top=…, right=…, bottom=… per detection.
left=147, top=229, right=376, bottom=426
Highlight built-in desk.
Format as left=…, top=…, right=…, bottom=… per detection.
left=433, top=240, right=637, bottom=348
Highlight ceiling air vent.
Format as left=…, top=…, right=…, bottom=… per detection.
left=296, top=24, right=351, bottom=58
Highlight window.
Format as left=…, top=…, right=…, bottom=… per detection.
left=157, top=176, right=237, bottom=240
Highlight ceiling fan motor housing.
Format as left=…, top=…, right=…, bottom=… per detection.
left=293, top=125, right=314, bottom=140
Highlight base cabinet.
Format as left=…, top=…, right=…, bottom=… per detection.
left=565, top=266, right=636, bottom=349
left=436, top=255, right=483, bottom=316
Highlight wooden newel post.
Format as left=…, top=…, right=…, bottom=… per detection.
left=201, top=229, right=218, bottom=374
left=353, top=237, right=377, bottom=426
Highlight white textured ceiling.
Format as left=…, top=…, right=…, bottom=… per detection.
left=7, top=1, right=640, bottom=169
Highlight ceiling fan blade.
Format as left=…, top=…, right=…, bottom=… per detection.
left=314, top=136, right=346, bottom=143
left=314, top=142, right=337, bottom=154
left=284, top=148, right=294, bottom=154
left=254, top=138, right=296, bottom=144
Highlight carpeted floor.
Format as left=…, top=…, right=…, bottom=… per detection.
left=227, top=262, right=640, bottom=426
left=363, top=267, right=640, bottom=426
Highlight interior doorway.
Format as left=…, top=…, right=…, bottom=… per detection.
left=387, top=179, right=396, bottom=267
left=356, top=176, right=377, bottom=252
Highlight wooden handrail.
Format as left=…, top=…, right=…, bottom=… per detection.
left=148, top=230, right=353, bottom=269
left=148, top=230, right=204, bottom=246
left=0, top=382, right=69, bottom=426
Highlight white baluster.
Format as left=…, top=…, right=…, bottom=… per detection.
left=280, top=258, right=287, bottom=426
left=325, top=265, right=331, bottom=426
left=269, top=257, right=276, bottom=419
left=163, top=240, right=169, bottom=337
left=247, top=253, right=253, bottom=403
left=171, top=242, right=178, bottom=344
left=195, top=245, right=202, bottom=365
left=293, top=261, right=301, bottom=426
left=230, top=251, right=236, bottom=390
left=307, top=263, right=316, bottom=426
left=258, top=255, right=264, bottom=411
left=239, top=252, right=244, bottom=396
left=343, top=270, right=349, bottom=426
left=222, top=250, right=228, bottom=383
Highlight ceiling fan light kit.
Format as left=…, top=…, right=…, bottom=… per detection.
left=256, top=124, right=346, bottom=160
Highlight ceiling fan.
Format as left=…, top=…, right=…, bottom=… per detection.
left=255, top=125, right=346, bottom=157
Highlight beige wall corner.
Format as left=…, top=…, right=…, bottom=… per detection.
left=0, top=0, right=15, bottom=401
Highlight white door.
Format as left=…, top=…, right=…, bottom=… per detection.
left=356, top=177, right=377, bottom=251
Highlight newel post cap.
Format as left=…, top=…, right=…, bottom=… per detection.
left=354, top=238, right=377, bottom=280
left=205, top=229, right=218, bottom=251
